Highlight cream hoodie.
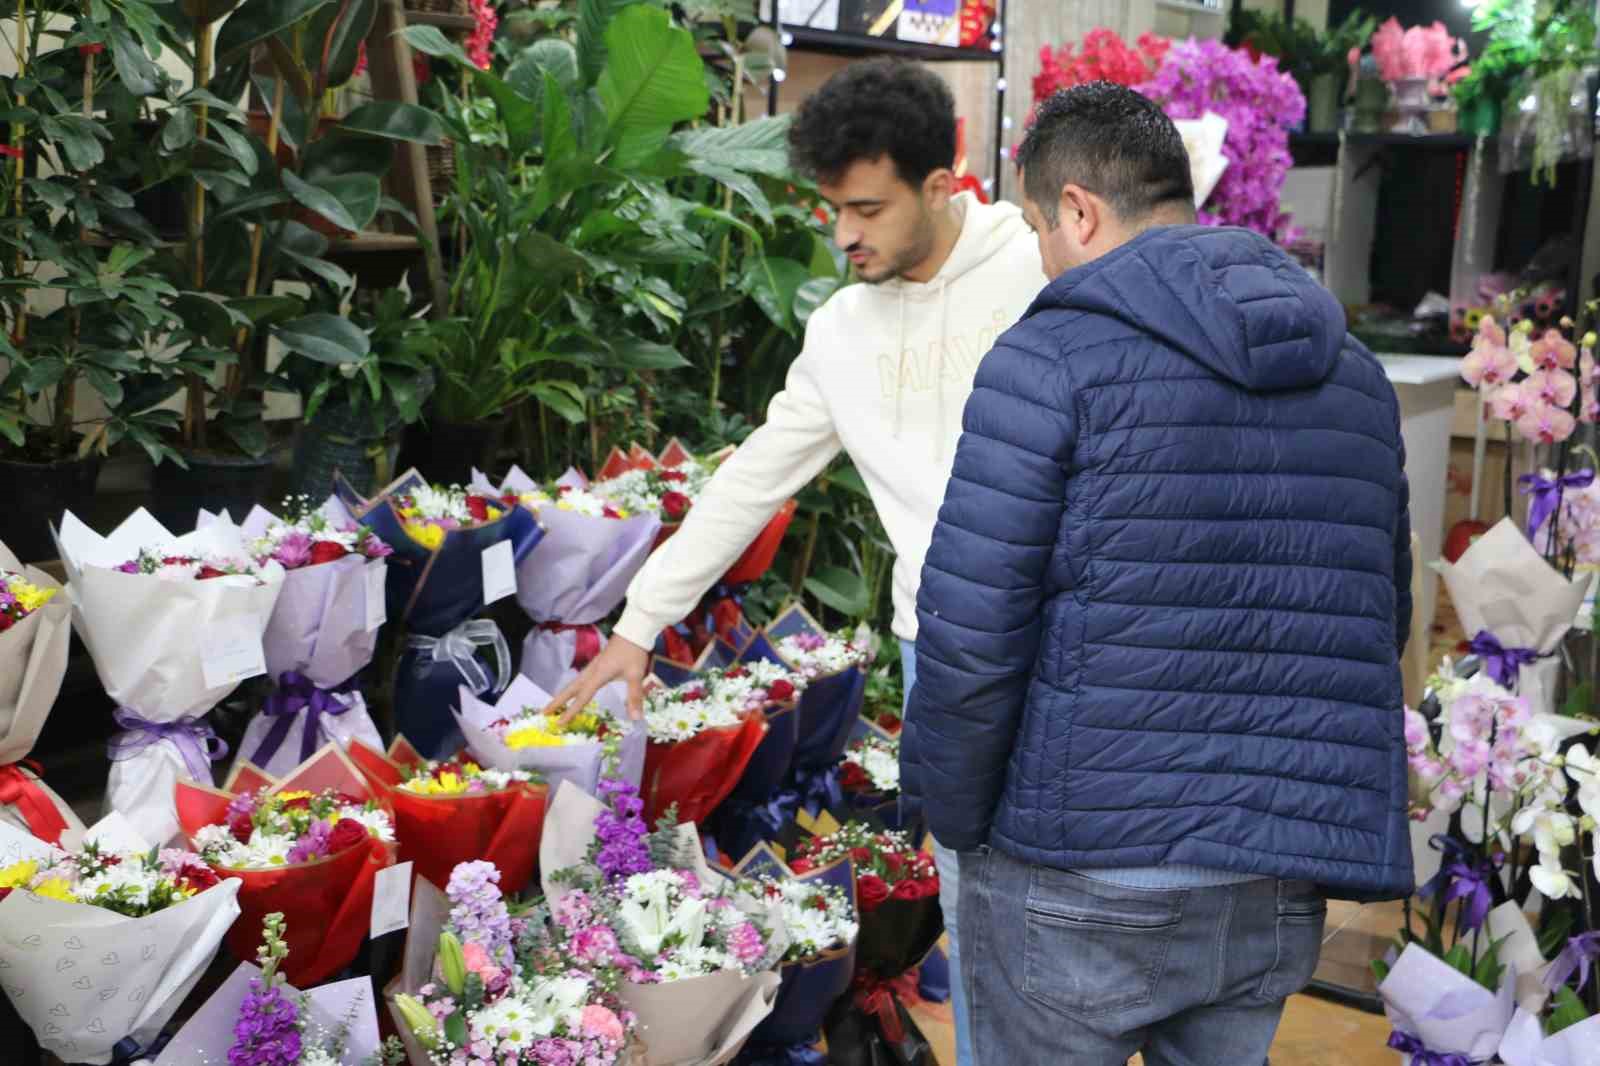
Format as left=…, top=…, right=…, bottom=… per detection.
left=613, top=192, right=1043, bottom=647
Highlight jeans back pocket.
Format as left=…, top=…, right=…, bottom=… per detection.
left=1256, top=880, right=1327, bottom=1002
left=1021, top=869, right=1184, bottom=1019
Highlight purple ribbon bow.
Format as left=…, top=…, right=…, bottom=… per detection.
left=1544, top=931, right=1600, bottom=993
left=1417, top=835, right=1495, bottom=933
left=1467, top=630, right=1540, bottom=688
left=794, top=764, right=844, bottom=819
left=1520, top=469, right=1595, bottom=539
left=1386, top=1030, right=1477, bottom=1066
left=249, top=671, right=357, bottom=768
left=106, top=710, right=228, bottom=782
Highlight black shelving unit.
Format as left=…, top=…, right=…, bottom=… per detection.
left=763, top=4, right=1008, bottom=193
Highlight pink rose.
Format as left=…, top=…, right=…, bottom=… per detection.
left=461, top=940, right=504, bottom=988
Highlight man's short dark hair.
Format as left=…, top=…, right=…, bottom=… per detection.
left=1016, top=83, right=1195, bottom=226
left=788, top=59, right=956, bottom=187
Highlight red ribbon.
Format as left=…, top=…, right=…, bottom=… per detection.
left=0, top=761, right=68, bottom=845
left=539, top=622, right=603, bottom=670
left=852, top=972, right=922, bottom=1046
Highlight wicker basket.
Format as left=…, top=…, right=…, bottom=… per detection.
left=425, top=141, right=456, bottom=200
left=402, top=0, right=466, bottom=12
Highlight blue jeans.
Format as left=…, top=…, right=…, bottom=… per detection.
left=961, top=846, right=1325, bottom=1065
left=902, top=640, right=973, bottom=1066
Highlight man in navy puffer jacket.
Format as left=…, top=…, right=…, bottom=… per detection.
left=904, top=84, right=1413, bottom=1064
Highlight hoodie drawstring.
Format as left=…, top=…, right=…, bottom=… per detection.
left=893, top=286, right=907, bottom=440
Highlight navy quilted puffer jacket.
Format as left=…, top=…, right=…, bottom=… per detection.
left=904, top=225, right=1414, bottom=901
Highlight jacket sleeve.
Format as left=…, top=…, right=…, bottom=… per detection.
left=1391, top=402, right=1414, bottom=655
left=903, top=326, right=1075, bottom=851
left=612, top=343, right=842, bottom=650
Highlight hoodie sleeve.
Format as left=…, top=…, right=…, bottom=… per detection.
left=904, top=325, right=1074, bottom=851
left=612, top=339, right=842, bottom=651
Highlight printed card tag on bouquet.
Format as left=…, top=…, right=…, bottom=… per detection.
left=365, top=562, right=388, bottom=632
left=371, top=861, right=414, bottom=939
left=482, top=541, right=516, bottom=606
left=203, top=621, right=268, bottom=689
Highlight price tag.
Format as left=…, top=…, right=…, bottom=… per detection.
left=365, top=561, right=388, bottom=632
left=482, top=540, right=516, bottom=606
left=202, top=622, right=267, bottom=690
left=370, top=861, right=414, bottom=939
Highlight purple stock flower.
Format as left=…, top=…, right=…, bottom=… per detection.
left=446, top=860, right=514, bottom=966
left=594, top=778, right=652, bottom=883
left=286, top=819, right=332, bottom=865
left=227, top=977, right=302, bottom=1066
left=272, top=531, right=313, bottom=570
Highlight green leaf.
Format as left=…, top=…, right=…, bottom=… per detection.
left=211, top=121, right=260, bottom=177
left=1440, top=943, right=1473, bottom=977
left=577, top=0, right=633, bottom=86
left=826, top=463, right=870, bottom=497
left=514, top=231, right=590, bottom=282
left=805, top=566, right=870, bottom=618
left=339, top=102, right=444, bottom=145
left=300, top=133, right=395, bottom=184
left=475, top=72, right=541, bottom=157
left=273, top=313, right=371, bottom=365
left=670, top=116, right=793, bottom=178
left=1369, top=958, right=1390, bottom=984
left=402, top=25, right=473, bottom=64
left=795, top=276, right=840, bottom=326
left=307, top=0, right=377, bottom=89
left=1539, top=908, right=1577, bottom=958
left=1564, top=682, right=1594, bottom=718
left=515, top=38, right=581, bottom=94
left=597, top=6, right=708, bottom=170
left=741, top=256, right=811, bottom=330
left=541, top=71, right=577, bottom=168
left=603, top=339, right=689, bottom=370
left=1550, top=986, right=1591, bottom=1036
left=85, top=366, right=124, bottom=407
left=282, top=170, right=380, bottom=233
left=162, top=106, right=198, bottom=152
left=281, top=249, right=354, bottom=292
left=531, top=380, right=586, bottom=424
left=223, top=418, right=269, bottom=457
left=216, top=0, right=333, bottom=66
left=108, top=21, right=164, bottom=96
left=228, top=295, right=304, bottom=329
left=41, top=115, right=108, bottom=170
left=687, top=160, right=771, bottom=225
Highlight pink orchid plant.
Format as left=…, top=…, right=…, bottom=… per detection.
left=1461, top=298, right=1598, bottom=449
left=1369, top=17, right=1467, bottom=88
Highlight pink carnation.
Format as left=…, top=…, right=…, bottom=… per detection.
left=582, top=1004, right=625, bottom=1045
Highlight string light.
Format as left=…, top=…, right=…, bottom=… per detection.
left=996, top=77, right=1008, bottom=92
left=781, top=32, right=794, bottom=46
left=773, top=68, right=787, bottom=83
left=1002, top=115, right=1013, bottom=130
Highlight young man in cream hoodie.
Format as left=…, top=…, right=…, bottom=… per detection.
left=548, top=59, right=1042, bottom=1066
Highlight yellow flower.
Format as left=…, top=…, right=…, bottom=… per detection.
left=278, top=790, right=313, bottom=802
left=0, top=859, right=38, bottom=888
left=11, top=581, right=55, bottom=613
left=404, top=522, right=446, bottom=550
left=437, top=772, right=462, bottom=793
left=504, top=723, right=568, bottom=749
left=486, top=506, right=502, bottom=521
left=30, top=877, right=75, bottom=903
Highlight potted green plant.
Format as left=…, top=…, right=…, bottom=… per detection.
left=1452, top=0, right=1538, bottom=137
left=280, top=287, right=438, bottom=496
left=144, top=0, right=443, bottom=521
left=1227, top=8, right=1376, bottom=133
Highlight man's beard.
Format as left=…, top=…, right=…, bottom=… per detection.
left=859, top=212, right=937, bottom=285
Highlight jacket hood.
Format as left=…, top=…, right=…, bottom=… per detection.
left=1037, top=225, right=1346, bottom=392
left=881, top=192, right=1032, bottom=300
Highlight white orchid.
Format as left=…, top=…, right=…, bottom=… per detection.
left=1531, top=854, right=1581, bottom=900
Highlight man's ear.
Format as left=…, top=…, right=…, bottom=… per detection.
left=924, top=167, right=956, bottom=210
left=1059, top=183, right=1102, bottom=248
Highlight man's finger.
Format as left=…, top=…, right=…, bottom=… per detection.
left=626, top=675, right=644, bottom=722
left=543, top=677, right=581, bottom=716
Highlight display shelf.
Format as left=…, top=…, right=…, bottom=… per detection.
left=781, top=26, right=1001, bottom=63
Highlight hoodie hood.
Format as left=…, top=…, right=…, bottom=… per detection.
left=1038, top=224, right=1345, bottom=392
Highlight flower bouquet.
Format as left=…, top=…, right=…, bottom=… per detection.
left=200, top=497, right=392, bottom=779
left=336, top=471, right=544, bottom=757
left=0, top=541, right=77, bottom=846
left=470, top=465, right=660, bottom=690
left=744, top=606, right=873, bottom=775
left=839, top=721, right=915, bottom=834
left=175, top=746, right=395, bottom=986
left=347, top=736, right=548, bottom=897
left=151, top=913, right=383, bottom=1065
left=51, top=508, right=286, bottom=844
left=800, top=824, right=942, bottom=1066
left=534, top=778, right=787, bottom=1065
left=590, top=440, right=797, bottom=660
left=641, top=663, right=790, bottom=829
left=0, top=813, right=242, bottom=1064
left=387, top=860, right=638, bottom=1066
left=455, top=674, right=648, bottom=799
left=729, top=844, right=858, bottom=1066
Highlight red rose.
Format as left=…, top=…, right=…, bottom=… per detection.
left=839, top=762, right=870, bottom=792
left=661, top=491, right=691, bottom=520
left=282, top=795, right=313, bottom=811
left=725, top=667, right=748, bottom=679
left=466, top=495, right=491, bottom=522
left=892, top=879, right=923, bottom=901
left=659, top=470, right=688, bottom=483
left=768, top=679, right=796, bottom=701
left=848, top=846, right=873, bottom=864
left=681, top=688, right=707, bottom=702
left=882, top=851, right=904, bottom=875
left=0, top=614, right=13, bottom=633
left=501, top=492, right=520, bottom=508
left=227, top=812, right=254, bottom=844
left=196, top=565, right=227, bottom=580
left=857, top=874, right=890, bottom=912
left=327, top=818, right=371, bottom=854
left=177, top=862, right=220, bottom=893
left=788, top=858, right=813, bottom=874
left=307, top=540, right=348, bottom=566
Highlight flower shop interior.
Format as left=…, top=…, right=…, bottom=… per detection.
left=0, top=0, right=1596, bottom=1062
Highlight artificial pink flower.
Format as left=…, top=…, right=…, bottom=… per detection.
left=1527, top=368, right=1577, bottom=408
left=466, top=0, right=498, bottom=70
left=1517, top=401, right=1578, bottom=445
left=1491, top=382, right=1535, bottom=422
left=1450, top=737, right=1491, bottom=778
left=1403, top=708, right=1430, bottom=749
left=1461, top=335, right=1517, bottom=389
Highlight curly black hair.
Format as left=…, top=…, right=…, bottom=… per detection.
left=787, top=59, right=957, bottom=187
left=1016, top=83, right=1194, bottom=226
